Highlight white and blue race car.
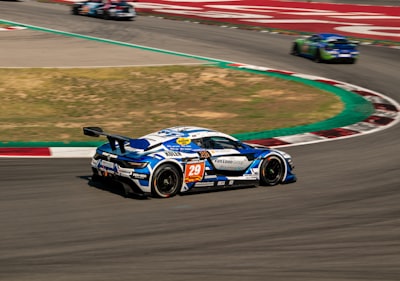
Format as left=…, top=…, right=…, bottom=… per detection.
left=71, top=0, right=136, bottom=20
left=84, top=126, right=296, bottom=198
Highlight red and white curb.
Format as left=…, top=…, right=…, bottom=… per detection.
left=232, top=63, right=400, bottom=148
left=0, top=26, right=27, bottom=31
left=1, top=64, right=398, bottom=157
left=0, top=147, right=96, bottom=158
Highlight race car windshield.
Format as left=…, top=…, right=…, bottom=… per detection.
left=328, top=38, right=348, bottom=44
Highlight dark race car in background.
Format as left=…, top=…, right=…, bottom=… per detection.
left=83, top=126, right=296, bottom=198
left=291, top=33, right=359, bottom=64
left=71, top=0, right=136, bottom=20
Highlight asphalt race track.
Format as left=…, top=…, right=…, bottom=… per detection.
left=1, top=1, right=400, bottom=281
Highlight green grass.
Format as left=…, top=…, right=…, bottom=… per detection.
left=0, top=65, right=342, bottom=142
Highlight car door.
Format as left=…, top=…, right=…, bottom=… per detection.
left=300, top=35, right=312, bottom=55
left=198, top=136, right=255, bottom=174
left=308, top=35, right=321, bottom=57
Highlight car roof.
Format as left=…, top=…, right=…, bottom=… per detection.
left=317, top=33, right=347, bottom=40
left=146, top=126, right=236, bottom=139
left=129, top=126, right=238, bottom=150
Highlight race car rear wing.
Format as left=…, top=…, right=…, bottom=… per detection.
left=83, top=127, right=130, bottom=153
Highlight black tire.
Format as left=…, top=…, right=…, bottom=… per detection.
left=72, top=6, right=79, bottom=15
left=91, top=172, right=101, bottom=182
left=259, top=155, right=285, bottom=186
left=291, top=43, right=300, bottom=56
left=314, top=49, right=322, bottom=63
left=103, top=11, right=110, bottom=20
left=151, top=164, right=182, bottom=198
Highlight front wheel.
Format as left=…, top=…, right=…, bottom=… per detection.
left=313, top=50, right=322, bottom=63
left=259, top=155, right=285, bottom=186
left=151, top=164, right=182, bottom=198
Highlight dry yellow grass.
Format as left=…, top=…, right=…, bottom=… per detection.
left=0, top=65, right=342, bottom=141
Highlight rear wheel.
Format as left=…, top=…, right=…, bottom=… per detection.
left=91, top=173, right=101, bottom=182
left=291, top=43, right=300, bottom=56
left=103, top=11, right=110, bottom=20
left=151, top=164, right=182, bottom=198
left=72, top=6, right=79, bottom=15
left=259, top=155, right=285, bottom=186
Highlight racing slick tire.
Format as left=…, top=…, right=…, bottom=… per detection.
left=259, top=155, right=285, bottom=186
left=151, top=164, right=182, bottom=198
left=314, top=50, right=322, bottom=63
left=91, top=172, right=101, bottom=182
left=291, top=43, right=300, bottom=56
left=103, top=11, right=111, bottom=20
left=72, top=6, right=79, bottom=15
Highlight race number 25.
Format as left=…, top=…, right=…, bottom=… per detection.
left=184, top=162, right=205, bottom=183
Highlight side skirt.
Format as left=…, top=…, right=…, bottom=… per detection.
left=186, top=179, right=258, bottom=192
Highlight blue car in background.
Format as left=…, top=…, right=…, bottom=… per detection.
left=71, top=0, right=136, bottom=20
left=83, top=126, right=296, bottom=198
left=291, top=33, right=359, bottom=63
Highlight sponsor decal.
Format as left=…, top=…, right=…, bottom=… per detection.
left=212, top=156, right=251, bottom=170
left=194, top=182, right=215, bottom=187
left=198, top=150, right=211, bottom=159
left=165, top=151, right=182, bottom=157
left=184, top=161, right=205, bottom=183
left=214, top=159, right=233, bottom=164
left=177, top=137, right=191, bottom=146
left=131, top=172, right=149, bottom=180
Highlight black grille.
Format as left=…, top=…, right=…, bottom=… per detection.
left=95, top=154, right=132, bottom=168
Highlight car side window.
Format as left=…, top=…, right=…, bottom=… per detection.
left=310, top=35, right=320, bottom=42
left=192, top=138, right=204, bottom=148
left=200, top=137, right=243, bottom=150
left=201, top=138, right=217, bottom=149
